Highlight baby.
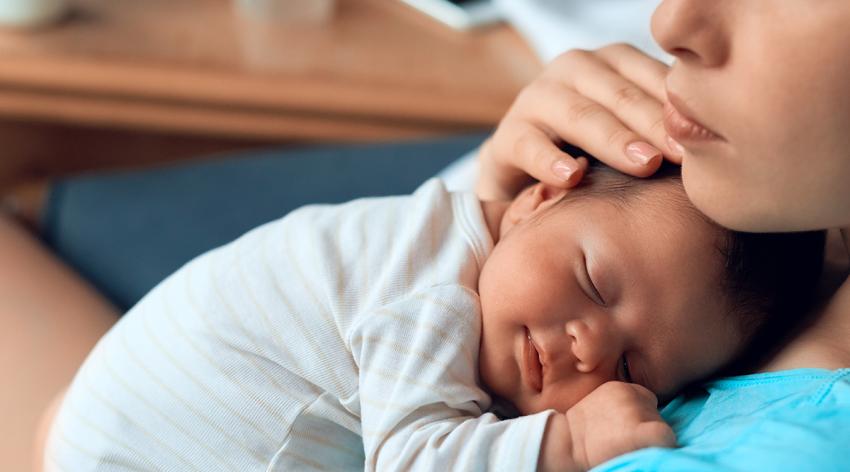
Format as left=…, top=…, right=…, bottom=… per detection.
left=45, top=164, right=824, bottom=471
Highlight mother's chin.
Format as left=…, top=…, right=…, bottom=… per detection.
left=680, top=147, right=845, bottom=233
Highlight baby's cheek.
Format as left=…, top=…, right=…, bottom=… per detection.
left=477, top=338, right=515, bottom=402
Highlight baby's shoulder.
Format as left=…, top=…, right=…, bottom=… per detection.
left=348, top=284, right=482, bottom=351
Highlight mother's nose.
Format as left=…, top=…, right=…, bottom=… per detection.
left=651, top=0, right=730, bottom=68
left=565, top=318, right=617, bottom=374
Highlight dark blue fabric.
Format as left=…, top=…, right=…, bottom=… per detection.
left=44, top=134, right=487, bottom=311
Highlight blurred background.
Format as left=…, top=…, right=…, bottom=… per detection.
left=0, top=0, right=543, bottom=191
left=0, top=0, right=666, bottom=193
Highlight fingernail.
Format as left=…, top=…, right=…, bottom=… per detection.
left=667, top=136, right=685, bottom=157
left=625, top=141, right=662, bottom=166
left=551, top=160, right=575, bottom=182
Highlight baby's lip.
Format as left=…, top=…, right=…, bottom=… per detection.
left=522, top=328, right=544, bottom=393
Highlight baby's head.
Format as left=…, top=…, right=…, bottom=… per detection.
left=478, top=163, right=825, bottom=416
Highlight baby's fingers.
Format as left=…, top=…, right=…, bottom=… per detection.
left=634, top=421, right=677, bottom=450
left=626, top=383, right=660, bottom=408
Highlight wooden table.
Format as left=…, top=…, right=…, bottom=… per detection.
left=0, top=0, right=542, bottom=183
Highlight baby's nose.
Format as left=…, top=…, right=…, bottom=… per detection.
left=565, top=318, right=617, bottom=374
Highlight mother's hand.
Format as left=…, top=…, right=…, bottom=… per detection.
left=477, top=44, right=681, bottom=201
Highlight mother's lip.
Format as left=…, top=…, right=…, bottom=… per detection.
left=523, top=329, right=544, bottom=393
left=664, top=94, right=723, bottom=143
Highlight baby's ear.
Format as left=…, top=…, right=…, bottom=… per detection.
left=505, top=183, right=569, bottom=226
left=535, top=184, right=570, bottom=209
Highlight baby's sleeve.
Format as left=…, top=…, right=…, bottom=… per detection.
left=349, top=285, right=555, bottom=471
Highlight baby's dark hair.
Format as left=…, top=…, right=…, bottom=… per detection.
left=553, top=160, right=826, bottom=373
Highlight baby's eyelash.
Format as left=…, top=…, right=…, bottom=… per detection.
left=582, top=255, right=606, bottom=306
left=621, top=355, right=633, bottom=383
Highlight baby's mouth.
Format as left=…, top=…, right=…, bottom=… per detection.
left=522, top=328, right=544, bottom=393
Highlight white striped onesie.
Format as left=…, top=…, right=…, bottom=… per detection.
left=46, top=179, right=554, bottom=471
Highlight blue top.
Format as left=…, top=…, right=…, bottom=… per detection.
left=595, top=368, right=850, bottom=472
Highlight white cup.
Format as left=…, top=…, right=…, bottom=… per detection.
left=0, top=0, right=67, bottom=28
left=234, top=0, right=336, bottom=25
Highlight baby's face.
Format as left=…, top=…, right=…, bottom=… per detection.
left=478, top=183, right=742, bottom=415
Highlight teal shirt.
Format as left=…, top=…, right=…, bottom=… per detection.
left=595, top=368, right=850, bottom=471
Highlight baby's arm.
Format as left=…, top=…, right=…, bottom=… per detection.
left=356, top=381, right=673, bottom=471
left=540, top=382, right=677, bottom=471
left=352, top=286, right=550, bottom=469
left=352, top=286, right=674, bottom=471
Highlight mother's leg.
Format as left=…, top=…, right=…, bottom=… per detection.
left=0, top=214, right=118, bottom=471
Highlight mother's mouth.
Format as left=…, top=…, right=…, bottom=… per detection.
left=664, top=95, right=723, bottom=144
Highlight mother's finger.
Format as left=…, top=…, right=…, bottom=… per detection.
left=507, top=124, right=589, bottom=188
left=573, top=65, right=673, bottom=160
left=523, top=84, right=663, bottom=177
left=597, top=45, right=684, bottom=163
left=596, top=43, right=671, bottom=103
left=478, top=123, right=587, bottom=200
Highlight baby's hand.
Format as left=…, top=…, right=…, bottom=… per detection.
left=540, top=381, right=676, bottom=472
left=568, top=381, right=676, bottom=469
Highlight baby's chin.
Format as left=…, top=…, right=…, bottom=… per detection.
left=479, top=376, right=529, bottom=418
left=515, top=386, right=597, bottom=417
left=491, top=391, right=570, bottom=418
left=488, top=391, right=559, bottom=419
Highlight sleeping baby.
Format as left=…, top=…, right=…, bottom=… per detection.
left=45, top=163, right=824, bottom=471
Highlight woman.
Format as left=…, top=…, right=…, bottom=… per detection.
left=477, top=0, right=850, bottom=469
left=8, top=0, right=850, bottom=469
